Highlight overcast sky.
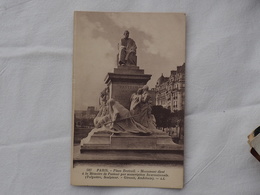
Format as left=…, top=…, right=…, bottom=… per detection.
left=74, top=12, right=185, bottom=110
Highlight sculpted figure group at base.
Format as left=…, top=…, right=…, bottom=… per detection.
left=92, top=85, right=158, bottom=135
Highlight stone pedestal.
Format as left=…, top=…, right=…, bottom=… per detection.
left=104, top=65, right=151, bottom=109
left=76, top=65, right=183, bottom=162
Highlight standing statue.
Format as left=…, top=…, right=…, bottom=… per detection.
left=118, top=30, right=137, bottom=66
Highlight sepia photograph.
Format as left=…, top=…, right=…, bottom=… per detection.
left=71, top=11, right=186, bottom=188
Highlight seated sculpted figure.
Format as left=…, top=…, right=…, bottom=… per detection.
left=129, top=86, right=157, bottom=130
left=94, top=87, right=110, bottom=128
left=98, top=87, right=109, bottom=107
left=93, top=102, right=110, bottom=128
left=139, top=85, right=157, bottom=129
left=118, top=30, right=137, bottom=66
left=130, top=88, right=143, bottom=115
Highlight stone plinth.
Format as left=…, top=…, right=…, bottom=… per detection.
left=81, top=133, right=183, bottom=150
left=113, top=65, right=144, bottom=74
left=104, top=66, right=151, bottom=109
left=78, top=133, right=184, bottom=162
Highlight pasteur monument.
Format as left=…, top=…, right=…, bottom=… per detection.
left=78, top=30, right=183, bottom=162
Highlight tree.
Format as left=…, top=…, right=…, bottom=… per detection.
left=152, top=105, right=171, bottom=129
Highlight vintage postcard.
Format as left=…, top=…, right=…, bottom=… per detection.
left=71, top=11, right=186, bottom=189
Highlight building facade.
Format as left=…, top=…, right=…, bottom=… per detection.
left=74, top=106, right=98, bottom=128
left=155, top=63, right=185, bottom=112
